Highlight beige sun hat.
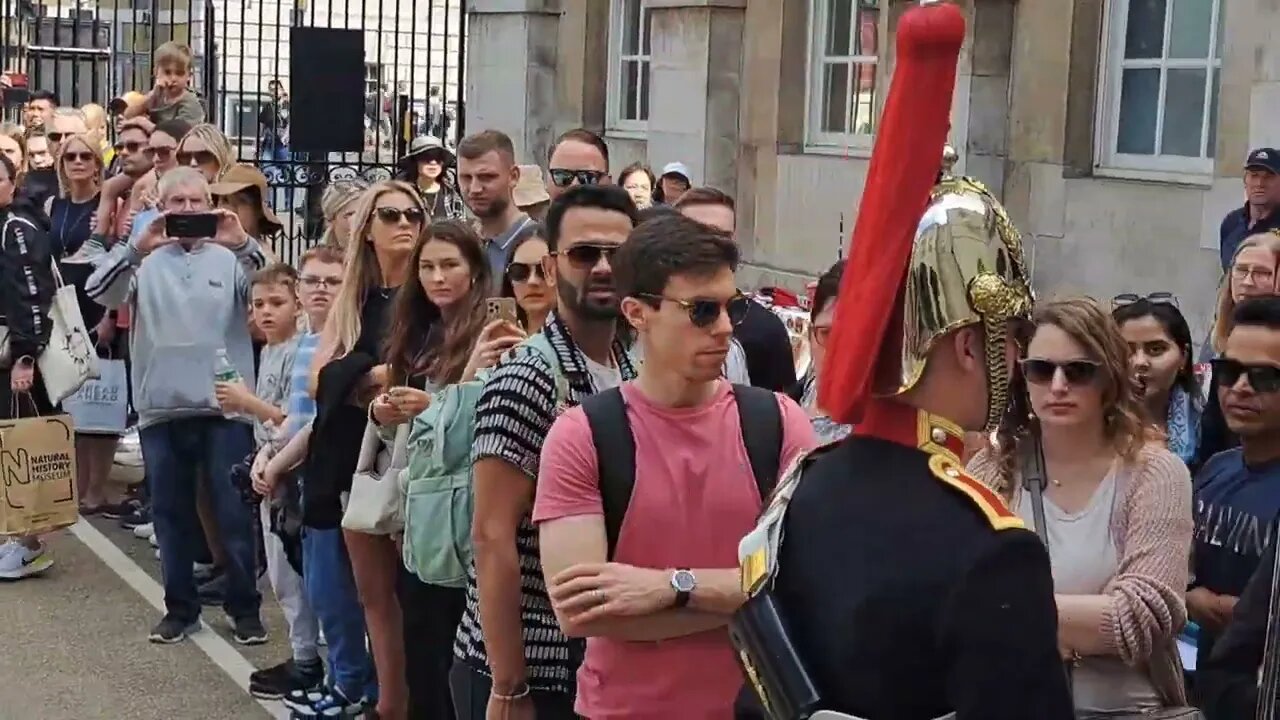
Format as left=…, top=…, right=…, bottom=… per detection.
left=514, top=164, right=551, bottom=207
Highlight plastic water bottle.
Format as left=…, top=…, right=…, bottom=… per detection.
left=213, top=349, right=242, bottom=419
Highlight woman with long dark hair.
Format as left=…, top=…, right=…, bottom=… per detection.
left=0, top=153, right=58, bottom=579
left=1112, top=296, right=1201, bottom=467
left=372, top=219, right=514, bottom=720
left=397, top=137, right=464, bottom=220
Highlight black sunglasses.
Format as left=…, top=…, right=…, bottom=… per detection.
left=1020, top=358, right=1102, bottom=386
left=1112, top=291, right=1178, bottom=308
left=145, top=146, right=174, bottom=158
left=639, top=292, right=750, bottom=329
left=506, top=261, right=545, bottom=283
left=46, top=132, right=68, bottom=142
left=374, top=206, right=427, bottom=225
left=114, top=141, right=144, bottom=154
left=549, top=168, right=607, bottom=188
left=1211, top=358, right=1280, bottom=394
left=177, top=150, right=218, bottom=166
left=556, top=243, right=619, bottom=268
left=62, top=151, right=96, bottom=163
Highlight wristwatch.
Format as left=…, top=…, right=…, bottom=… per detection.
left=670, top=568, right=696, bottom=608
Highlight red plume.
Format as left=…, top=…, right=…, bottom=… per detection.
left=817, top=2, right=966, bottom=426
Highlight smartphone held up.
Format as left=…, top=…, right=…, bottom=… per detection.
left=166, top=212, right=219, bottom=239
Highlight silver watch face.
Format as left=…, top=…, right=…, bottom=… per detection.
left=672, top=569, right=696, bottom=593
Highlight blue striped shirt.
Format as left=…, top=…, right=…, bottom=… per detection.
left=283, top=332, right=320, bottom=439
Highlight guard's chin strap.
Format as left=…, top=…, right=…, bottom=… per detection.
left=982, top=317, right=1009, bottom=433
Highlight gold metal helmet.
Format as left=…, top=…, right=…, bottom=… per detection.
left=896, top=145, right=1034, bottom=430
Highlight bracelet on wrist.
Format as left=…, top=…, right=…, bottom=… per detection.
left=490, top=682, right=530, bottom=701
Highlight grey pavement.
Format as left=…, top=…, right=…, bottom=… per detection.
left=0, top=511, right=297, bottom=720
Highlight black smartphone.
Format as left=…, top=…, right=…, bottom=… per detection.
left=165, top=212, right=218, bottom=238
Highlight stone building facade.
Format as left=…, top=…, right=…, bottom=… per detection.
left=465, top=0, right=1280, bottom=339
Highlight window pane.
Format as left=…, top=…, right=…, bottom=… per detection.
left=1161, top=68, right=1207, bottom=157
left=826, top=0, right=853, bottom=57
left=1117, top=68, right=1160, bottom=155
left=821, top=62, right=851, bottom=133
left=1168, top=0, right=1212, bottom=59
left=622, top=0, right=641, bottom=56
left=856, top=4, right=879, bottom=57
left=622, top=60, right=640, bottom=121
left=1215, top=0, right=1224, bottom=59
left=1206, top=67, right=1219, bottom=158
left=1124, top=0, right=1167, bottom=59
left=853, top=61, right=877, bottom=134
left=639, top=61, right=650, bottom=122
left=641, top=7, right=653, bottom=56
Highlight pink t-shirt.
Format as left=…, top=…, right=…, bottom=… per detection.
left=534, top=380, right=819, bottom=720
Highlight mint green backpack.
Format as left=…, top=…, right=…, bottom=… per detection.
left=401, top=334, right=567, bottom=587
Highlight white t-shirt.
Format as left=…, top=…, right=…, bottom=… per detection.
left=584, top=354, right=623, bottom=392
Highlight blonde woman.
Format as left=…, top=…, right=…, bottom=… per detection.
left=298, top=180, right=426, bottom=720
left=969, top=299, right=1193, bottom=718
left=1200, top=231, right=1280, bottom=463
left=319, top=179, right=369, bottom=249
left=0, top=123, right=25, bottom=180
left=175, top=123, right=235, bottom=184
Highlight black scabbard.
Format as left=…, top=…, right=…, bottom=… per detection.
left=729, top=590, right=824, bottom=720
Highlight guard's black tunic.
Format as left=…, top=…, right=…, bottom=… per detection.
left=737, top=402, right=1073, bottom=720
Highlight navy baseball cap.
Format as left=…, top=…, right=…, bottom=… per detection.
left=1244, top=148, right=1280, bottom=174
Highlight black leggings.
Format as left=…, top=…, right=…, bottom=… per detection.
left=399, top=568, right=467, bottom=720
left=448, top=661, right=578, bottom=720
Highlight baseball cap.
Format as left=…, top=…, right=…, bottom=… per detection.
left=1244, top=148, right=1280, bottom=174
left=661, top=161, right=692, bottom=182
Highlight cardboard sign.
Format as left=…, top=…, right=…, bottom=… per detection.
left=0, top=414, right=78, bottom=535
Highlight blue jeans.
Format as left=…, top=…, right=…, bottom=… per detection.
left=139, top=417, right=260, bottom=623
left=303, top=527, right=375, bottom=701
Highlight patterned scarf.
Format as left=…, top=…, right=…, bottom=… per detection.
left=1166, top=385, right=1200, bottom=465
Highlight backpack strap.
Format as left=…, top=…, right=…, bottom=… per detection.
left=581, top=387, right=634, bottom=561
left=732, top=384, right=785, bottom=501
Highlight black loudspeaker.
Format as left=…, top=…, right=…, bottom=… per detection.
left=290, top=27, right=364, bottom=154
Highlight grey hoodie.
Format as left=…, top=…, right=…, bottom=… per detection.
left=86, top=233, right=266, bottom=428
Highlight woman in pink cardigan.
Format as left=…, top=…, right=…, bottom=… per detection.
left=969, top=298, right=1193, bottom=717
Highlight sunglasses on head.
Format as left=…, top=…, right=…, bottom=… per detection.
left=638, top=292, right=750, bottom=329
left=506, top=261, right=545, bottom=283
left=114, top=141, right=144, bottom=154
left=1210, top=358, right=1280, bottom=394
left=556, top=243, right=619, bottom=268
left=1020, top=358, right=1102, bottom=386
left=549, top=168, right=607, bottom=188
left=1112, top=291, right=1178, bottom=308
left=177, top=150, right=217, bottom=166
left=374, top=206, right=426, bottom=225
left=62, top=151, right=95, bottom=163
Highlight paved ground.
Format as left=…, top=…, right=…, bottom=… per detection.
left=0, top=495, right=298, bottom=719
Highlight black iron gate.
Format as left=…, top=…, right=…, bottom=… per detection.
left=1, top=0, right=468, bottom=265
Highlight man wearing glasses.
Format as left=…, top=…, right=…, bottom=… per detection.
left=1190, top=296, right=1280, bottom=686
left=546, top=128, right=611, bottom=203
left=535, top=212, right=818, bottom=719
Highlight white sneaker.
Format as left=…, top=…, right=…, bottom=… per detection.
left=132, top=522, right=154, bottom=539
left=149, top=532, right=159, bottom=548
left=0, top=541, right=53, bottom=579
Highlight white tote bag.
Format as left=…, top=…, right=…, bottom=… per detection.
left=39, top=259, right=100, bottom=405
left=341, top=419, right=408, bottom=535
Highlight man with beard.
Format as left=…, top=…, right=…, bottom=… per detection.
left=454, top=184, right=639, bottom=720
left=456, top=129, right=537, bottom=290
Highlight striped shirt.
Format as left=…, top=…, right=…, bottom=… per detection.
left=282, top=331, right=320, bottom=439
left=453, top=312, right=639, bottom=694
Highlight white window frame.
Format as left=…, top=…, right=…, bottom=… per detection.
left=804, top=0, right=881, bottom=154
left=606, top=0, right=652, bottom=136
left=1095, top=0, right=1223, bottom=182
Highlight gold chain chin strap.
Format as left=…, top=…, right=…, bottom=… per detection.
left=982, top=316, right=1009, bottom=432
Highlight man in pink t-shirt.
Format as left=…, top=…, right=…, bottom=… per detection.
left=534, top=213, right=819, bottom=720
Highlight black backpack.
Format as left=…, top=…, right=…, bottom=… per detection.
left=580, top=384, right=785, bottom=560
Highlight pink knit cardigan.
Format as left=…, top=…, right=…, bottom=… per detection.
left=967, top=443, right=1193, bottom=706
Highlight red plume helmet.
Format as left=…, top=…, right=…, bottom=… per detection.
left=818, top=1, right=967, bottom=426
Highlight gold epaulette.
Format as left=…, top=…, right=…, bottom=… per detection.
left=927, top=454, right=1024, bottom=531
